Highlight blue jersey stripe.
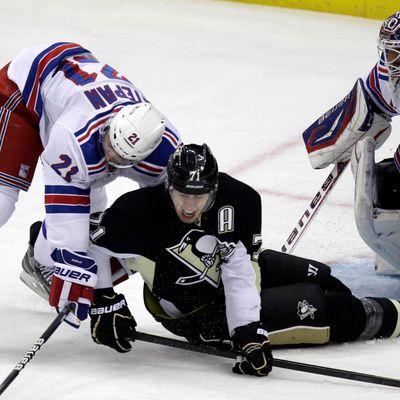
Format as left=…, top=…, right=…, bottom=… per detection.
left=23, top=42, right=90, bottom=117
left=45, top=185, right=90, bottom=195
left=45, top=204, right=90, bottom=214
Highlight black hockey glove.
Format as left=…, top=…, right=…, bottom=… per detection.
left=89, top=288, right=137, bottom=353
left=231, top=321, right=273, bottom=376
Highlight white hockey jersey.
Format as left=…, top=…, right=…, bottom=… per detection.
left=363, top=58, right=400, bottom=171
left=8, top=42, right=181, bottom=257
left=363, top=57, right=400, bottom=116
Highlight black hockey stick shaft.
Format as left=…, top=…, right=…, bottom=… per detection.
left=281, top=161, right=349, bottom=254
left=0, top=303, right=74, bottom=396
left=135, top=331, right=400, bottom=388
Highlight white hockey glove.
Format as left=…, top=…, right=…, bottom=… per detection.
left=352, top=137, right=400, bottom=273
left=49, top=248, right=98, bottom=328
left=303, top=79, right=391, bottom=169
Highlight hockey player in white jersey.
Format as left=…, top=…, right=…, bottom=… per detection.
left=0, top=42, right=181, bottom=326
left=302, top=12, right=400, bottom=275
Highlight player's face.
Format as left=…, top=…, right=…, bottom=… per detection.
left=102, top=131, right=135, bottom=168
left=169, top=188, right=210, bottom=224
left=384, top=48, right=400, bottom=81
left=387, top=49, right=400, bottom=68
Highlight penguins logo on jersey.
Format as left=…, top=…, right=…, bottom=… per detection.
left=297, top=300, right=317, bottom=321
left=166, top=229, right=235, bottom=287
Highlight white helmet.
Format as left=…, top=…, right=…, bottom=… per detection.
left=108, top=103, right=165, bottom=164
left=378, top=11, right=400, bottom=93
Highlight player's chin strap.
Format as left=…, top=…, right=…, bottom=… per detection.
left=135, top=331, right=400, bottom=388
left=0, top=303, right=74, bottom=396
left=281, top=161, right=349, bottom=254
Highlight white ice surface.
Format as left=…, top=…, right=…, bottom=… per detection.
left=1, top=1, right=400, bottom=399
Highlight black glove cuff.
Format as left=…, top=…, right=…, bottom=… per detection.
left=232, top=321, right=269, bottom=349
left=93, top=287, right=116, bottom=298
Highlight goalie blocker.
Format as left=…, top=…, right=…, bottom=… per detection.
left=352, top=136, right=400, bottom=274
left=302, top=79, right=391, bottom=169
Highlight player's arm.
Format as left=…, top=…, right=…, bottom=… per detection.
left=221, top=186, right=272, bottom=376
left=222, top=241, right=272, bottom=376
left=302, top=77, right=392, bottom=169
left=87, top=207, right=141, bottom=352
left=38, top=127, right=99, bottom=327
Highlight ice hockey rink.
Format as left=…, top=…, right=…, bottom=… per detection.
left=1, top=0, right=400, bottom=398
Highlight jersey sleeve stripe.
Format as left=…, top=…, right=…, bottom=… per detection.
left=395, top=146, right=400, bottom=173
left=164, top=126, right=180, bottom=146
left=45, top=194, right=90, bottom=206
left=2, top=89, right=22, bottom=111
left=45, top=204, right=90, bottom=214
left=87, top=160, right=107, bottom=171
left=23, top=42, right=90, bottom=117
left=0, top=172, right=30, bottom=191
left=131, top=165, right=160, bottom=177
left=44, top=185, right=90, bottom=195
left=134, top=162, right=163, bottom=173
left=365, top=64, right=398, bottom=115
left=44, top=185, right=90, bottom=214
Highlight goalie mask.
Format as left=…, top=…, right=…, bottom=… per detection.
left=166, top=144, right=219, bottom=214
left=105, top=103, right=165, bottom=168
left=378, top=11, right=400, bottom=92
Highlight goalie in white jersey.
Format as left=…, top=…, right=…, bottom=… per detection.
left=0, top=42, right=181, bottom=326
left=302, top=12, right=400, bottom=275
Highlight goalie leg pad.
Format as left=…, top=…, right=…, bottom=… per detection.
left=352, top=137, right=400, bottom=271
left=303, top=78, right=391, bottom=169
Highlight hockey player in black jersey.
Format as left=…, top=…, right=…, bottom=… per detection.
left=87, top=143, right=400, bottom=377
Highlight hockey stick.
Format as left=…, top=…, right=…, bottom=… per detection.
left=135, top=331, right=400, bottom=388
left=0, top=303, right=74, bottom=396
left=281, top=161, right=349, bottom=254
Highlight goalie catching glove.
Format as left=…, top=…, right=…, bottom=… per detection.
left=231, top=321, right=273, bottom=376
left=90, top=288, right=137, bottom=353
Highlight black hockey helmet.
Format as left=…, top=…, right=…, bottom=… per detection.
left=166, top=143, right=219, bottom=195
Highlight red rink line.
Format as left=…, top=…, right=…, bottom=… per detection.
left=227, top=139, right=299, bottom=176
left=256, top=187, right=353, bottom=209
left=226, top=139, right=353, bottom=208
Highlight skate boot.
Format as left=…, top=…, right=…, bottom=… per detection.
left=20, top=221, right=53, bottom=301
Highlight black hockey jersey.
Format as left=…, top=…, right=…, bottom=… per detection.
left=89, top=172, right=262, bottom=334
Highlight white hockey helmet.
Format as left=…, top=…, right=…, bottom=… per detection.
left=108, top=103, right=165, bottom=165
left=378, top=11, right=400, bottom=91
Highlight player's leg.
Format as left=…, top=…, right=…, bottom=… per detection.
left=260, top=282, right=400, bottom=345
left=258, top=249, right=351, bottom=294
